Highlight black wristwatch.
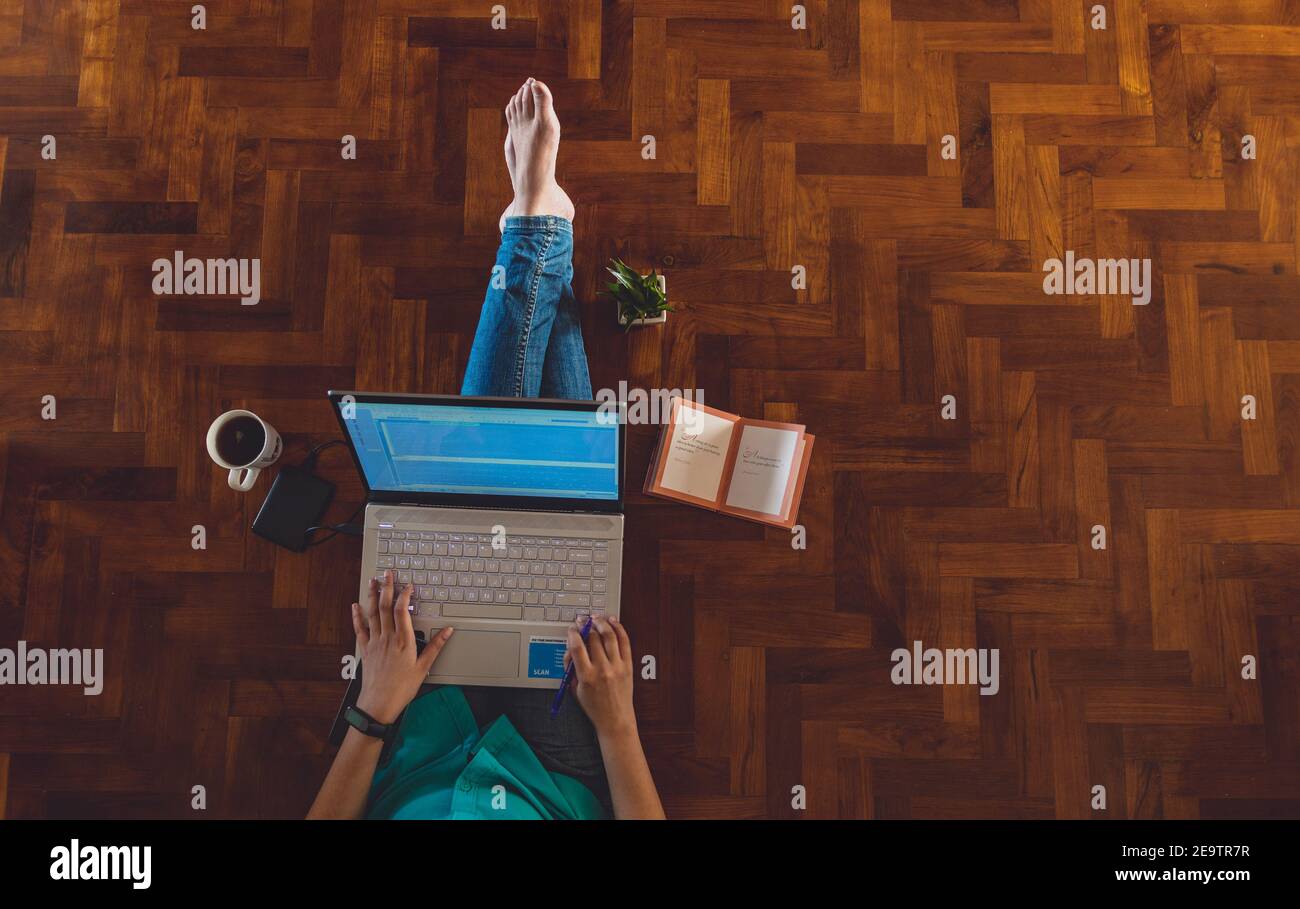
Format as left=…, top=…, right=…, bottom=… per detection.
left=343, top=705, right=395, bottom=741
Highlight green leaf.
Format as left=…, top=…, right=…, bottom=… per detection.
left=604, top=256, right=669, bottom=324
left=606, top=267, right=639, bottom=301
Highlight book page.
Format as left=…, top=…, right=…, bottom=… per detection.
left=723, top=424, right=800, bottom=515
left=657, top=405, right=736, bottom=503
left=776, top=437, right=808, bottom=521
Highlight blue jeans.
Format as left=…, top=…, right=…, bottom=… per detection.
left=457, top=215, right=609, bottom=807
left=461, top=216, right=592, bottom=400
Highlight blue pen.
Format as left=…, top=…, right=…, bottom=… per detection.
left=550, top=615, right=594, bottom=717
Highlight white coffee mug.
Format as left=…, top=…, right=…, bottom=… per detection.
left=206, top=409, right=282, bottom=491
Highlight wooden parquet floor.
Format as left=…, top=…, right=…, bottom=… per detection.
left=1, top=0, right=1299, bottom=820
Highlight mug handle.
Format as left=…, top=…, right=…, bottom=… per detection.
left=229, top=466, right=260, bottom=492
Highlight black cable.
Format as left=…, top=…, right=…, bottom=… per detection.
left=305, top=500, right=365, bottom=547
left=302, top=438, right=347, bottom=473
left=297, top=439, right=360, bottom=547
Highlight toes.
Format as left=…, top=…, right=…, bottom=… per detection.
left=522, top=78, right=536, bottom=118
left=532, top=79, right=554, bottom=112
left=507, top=83, right=527, bottom=123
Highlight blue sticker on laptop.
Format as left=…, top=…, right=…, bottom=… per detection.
left=527, top=637, right=568, bottom=679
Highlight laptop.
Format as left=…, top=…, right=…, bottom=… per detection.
left=328, top=391, right=624, bottom=689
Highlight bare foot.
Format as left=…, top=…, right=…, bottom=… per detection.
left=498, top=132, right=517, bottom=232
left=501, top=77, right=574, bottom=228
left=504, top=129, right=518, bottom=193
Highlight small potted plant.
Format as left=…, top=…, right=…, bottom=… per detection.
left=605, top=257, right=671, bottom=329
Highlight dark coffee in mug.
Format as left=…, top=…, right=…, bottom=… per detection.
left=215, top=415, right=266, bottom=466
left=207, top=409, right=281, bottom=492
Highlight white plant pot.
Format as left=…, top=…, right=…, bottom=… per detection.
left=617, top=273, right=668, bottom=327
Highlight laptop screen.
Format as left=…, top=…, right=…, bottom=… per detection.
left=340, top=399, right=620, bottom=501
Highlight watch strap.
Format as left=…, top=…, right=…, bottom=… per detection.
left=344, top=705, right=393, bottom=740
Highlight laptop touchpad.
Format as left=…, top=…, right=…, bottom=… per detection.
left=427, top=629, right=520, bottom=678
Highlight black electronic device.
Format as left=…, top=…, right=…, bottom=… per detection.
left=251, top=465, right=335, bottom=552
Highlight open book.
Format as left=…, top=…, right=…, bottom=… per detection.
left=643, top=397, right=814, bottom=529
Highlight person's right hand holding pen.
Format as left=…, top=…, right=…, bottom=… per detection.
left=565, top=615, right=666, bottom=820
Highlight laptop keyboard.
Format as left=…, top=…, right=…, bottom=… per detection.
left=372, top=531, right=610, bottom=624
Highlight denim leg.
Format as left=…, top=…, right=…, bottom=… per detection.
left=539, top=253, right=593, bottom=400
left=461, top=216, right=590, bottom=399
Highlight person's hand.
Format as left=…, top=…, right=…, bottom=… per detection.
left=565, top=615, right=636, bottom=739
left=352, top=570, right=453, bottom=725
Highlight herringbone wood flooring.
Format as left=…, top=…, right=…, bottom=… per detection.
left=1, top=0, right=1299, bottom=819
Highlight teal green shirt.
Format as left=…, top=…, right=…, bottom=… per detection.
left=366, top=686, right=605, bottom=820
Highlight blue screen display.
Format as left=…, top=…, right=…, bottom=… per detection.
left=342, top=401, right=619, bottom=500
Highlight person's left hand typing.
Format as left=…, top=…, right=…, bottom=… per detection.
left=352, top=570, right=453, bottom=724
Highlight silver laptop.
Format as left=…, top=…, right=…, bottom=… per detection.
left=328, top=391, right=624, bottom=689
